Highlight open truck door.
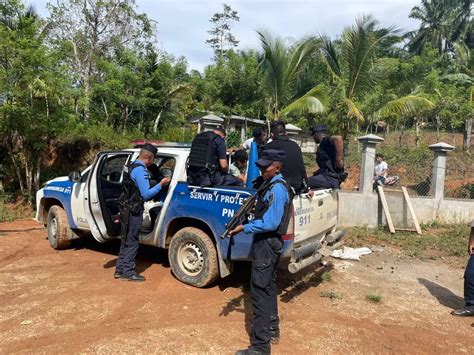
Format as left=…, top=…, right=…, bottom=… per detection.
left=85, top=152, right=133, bottom=243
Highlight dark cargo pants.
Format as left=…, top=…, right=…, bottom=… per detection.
left=465, top=255, right=474, bottom=309
left=116, top=213, right=142, bottom=276
left=250, top=234, right=282, bottom=354
left=307, top=173, right=340, bottom=189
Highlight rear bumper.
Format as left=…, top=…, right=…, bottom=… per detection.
left=287, top=229, right=345, bottom=273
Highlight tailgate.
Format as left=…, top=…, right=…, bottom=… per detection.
left=293, top=189, right=338, bottom=245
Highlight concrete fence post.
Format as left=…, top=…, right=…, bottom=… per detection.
left=357, top=134, right=385, bottom=194
left=428, top=142, right=455, bottom=199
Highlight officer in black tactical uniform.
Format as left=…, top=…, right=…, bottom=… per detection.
left=265, top=120, right=309, bottom=195
left=229, top=149, right=292, bottom=355
left=307, top=124, right=347, bottom=189
left=187, top=125, right=242, bottom=187
left=115, top=143, right=171, bottom=282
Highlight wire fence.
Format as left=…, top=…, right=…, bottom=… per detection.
left=337, top=141, right=474, bottom=199
left=445, top=159, right=474, bottom=199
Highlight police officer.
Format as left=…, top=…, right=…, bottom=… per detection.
left=265, top=120, right=308, bottom=194
left=307, top=124, right=346, bottom=189
left=115, top=143, right=171, bottom=282
left=451, top=219, right=474, bottom=317
left=187, top=125, right=242, bottom=187
left=229, top=149, right=291, bottom=355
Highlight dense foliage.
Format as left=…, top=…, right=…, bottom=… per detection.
left=0, top=0, right=472, bottom=199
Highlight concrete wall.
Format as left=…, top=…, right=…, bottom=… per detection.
left=337, top=135, right=474, bottom=227
left=338, top=191, right=474, bottom=227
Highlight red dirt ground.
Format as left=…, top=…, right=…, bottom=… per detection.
left=1, top=219, right=473, bottom=354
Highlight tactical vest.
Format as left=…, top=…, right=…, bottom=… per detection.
left=316, top=136, right=337, bottom=173
left=315, top=136, right=347, bottom=182
left=254, top=178, right=292, bottom=237
left=187, top=131, right=220, bottom=172
left=119, top=162, right=145, bottom=215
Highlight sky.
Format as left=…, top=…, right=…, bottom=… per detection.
left=32, top=0, right=421, bottom=72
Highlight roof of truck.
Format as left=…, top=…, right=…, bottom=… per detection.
left=131, top=140, right=191, bottom=149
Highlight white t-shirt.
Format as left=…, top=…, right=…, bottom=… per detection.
left=242, top=138, right=253, bottom=150
left=374, top=161, right=388, bottom=177
left=230, top=163, right=241, bottom=177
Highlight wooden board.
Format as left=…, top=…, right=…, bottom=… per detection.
left=377, top=185, right=395, bottom=234
left=401, top=186, right=422, bottom=235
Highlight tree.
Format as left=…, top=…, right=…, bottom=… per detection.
left=320, top=15, right=433, bottom=139
left=257, top=30, right=327, bottom=121
left=199, top=49, right=266, bottom=118
left=407, top=0, right=472, bottom=55
left=206, top=4, right=240, bottom=60
left=46, top=0, right=155, bottom=122
left=0, top=0, right=71, bottom=199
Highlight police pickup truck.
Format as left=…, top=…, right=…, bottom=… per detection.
left=35, top=144, right=344, bottom=287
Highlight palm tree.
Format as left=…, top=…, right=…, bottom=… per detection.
left=320, top=15, right=434, bottom=138
left=257, top=30, right=327, bottom=121
left=407, top=0, right=472, bottom=55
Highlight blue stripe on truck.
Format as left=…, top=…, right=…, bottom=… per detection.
left=43, top=180, right=77, bottom=229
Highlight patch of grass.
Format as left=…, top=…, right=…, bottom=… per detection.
left=0, top=194, right=33, bottom=222
left=319, top=291, right=342, bottom=299
left=345, top=223, right=469, bottom=259
left=365, top=294, right=383, bottom=303
left=321, top=271, right=332, bottom=283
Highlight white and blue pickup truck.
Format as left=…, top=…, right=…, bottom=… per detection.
left=35, top=144, right=344, bottom=287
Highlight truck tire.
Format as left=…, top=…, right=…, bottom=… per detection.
left=169, top=227, right=219, bottom=287
left=47, top=206, right=71, bottom=250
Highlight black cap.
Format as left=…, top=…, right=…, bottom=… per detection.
left=310, top=124, right=327, bottom=136
left=252, top=127, right=263, bottom=138
left=256, top=149, right=286, bottom=167
left=214, top=125, right=226, bottom=137
left=141, top=143, right=157, bottom=156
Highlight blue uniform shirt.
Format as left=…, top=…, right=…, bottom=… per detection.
left=243, top=174, right=289, bottom=234
left=212, top=136, right=227, bottom=160
left=130, top=160, right=162, bottom=201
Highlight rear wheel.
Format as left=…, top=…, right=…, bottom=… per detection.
left=47, top=206, right=71, bottom=250
left=169, top=227, right=218, bottom=287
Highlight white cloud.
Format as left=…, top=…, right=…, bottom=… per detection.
left=32, top=0, right=421, bottom=71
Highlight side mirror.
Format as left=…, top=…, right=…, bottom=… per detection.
left=68, top=171, right=81, bottom=182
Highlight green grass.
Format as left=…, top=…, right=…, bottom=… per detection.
left=0, top=194, right=33, bottom=222
left=321, top=271, right=332, bottom=283
left=365, top=294, right=383, bottom=303
left=346, top=223, right=469, bottom=259
left=319, top=291, right=342, bottom=299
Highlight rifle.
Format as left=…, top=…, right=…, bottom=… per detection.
left=220, top=194, right=257, bottom=239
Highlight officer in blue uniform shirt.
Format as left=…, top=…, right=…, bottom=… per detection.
left=115, top=143, right=171, bottom=282
left=229, top=149, right=292, bottom=355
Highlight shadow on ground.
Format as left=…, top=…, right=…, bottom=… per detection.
left=71, top=236, right=169, bottom=275
left=418, top=278, right=464, bottom=310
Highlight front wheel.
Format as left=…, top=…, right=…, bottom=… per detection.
left=169, top=227, right=219, bottom=287
left=47, top=206, right=71, bottom=250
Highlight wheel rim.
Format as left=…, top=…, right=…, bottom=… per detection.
left=49, top=217, right=58, bottom=241
left=177, top=241, right=204, bottom=276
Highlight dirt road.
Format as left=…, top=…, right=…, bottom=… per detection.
left=1, top=219, right=473, bottom=354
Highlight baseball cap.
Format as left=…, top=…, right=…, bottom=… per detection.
left=255, top=149, right=286, bottom=167
left=309, top=124, right=327, bottom=136
left=141, top=143, right=158, bottom=156
left=214, top=125, right=226, bottom=137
